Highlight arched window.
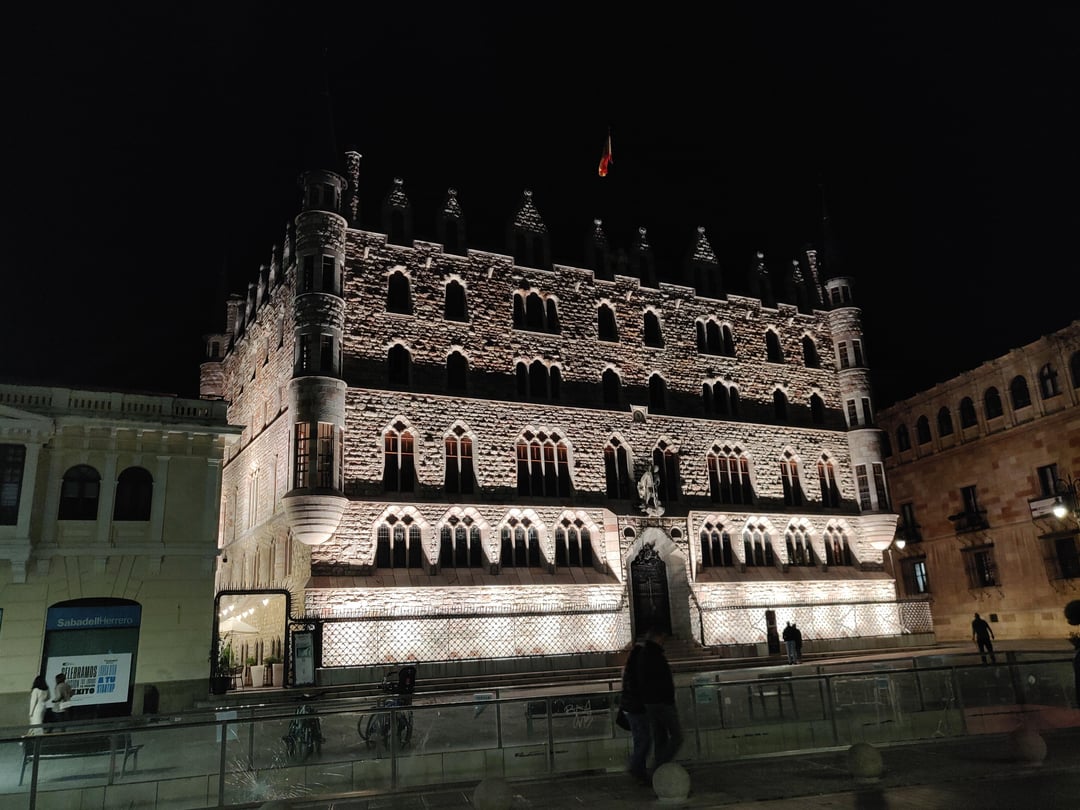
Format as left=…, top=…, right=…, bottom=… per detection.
left=386, top=270, right=412, bottom=314
left=444, top=280, right=467, bottom=321
left=817, top=455, right=840, bottom=508
left=525, top=292, right=545, bottom=330
left=915, top=415, right=931, bottom=444
left=959, top=397, right=977, bottom=428
left=439, top=515, right=483, bottom=569
left=376, top=515, right=423, bottom=569
left=643, top=311, right=663, bottom=347
left=743, top=522, right=774, bottom=567
left=785, top=524, right=815, bottom=566
left=516, top=431, right=571, bottom=497
left=597, top=303, right=618, bottom=341
left=1038, top=363, right=1059, bottom=399
left=824, top=525, right=852, bottom=566
left=896, top=425, right=911, bottom=452
left=1010, top=375, right=1031, bottom=409
left=604, top=437, right=633, bottom=499
left=555, top=517, right=594, bottom=569
left=649, top=374, right=667, bottom=412
left=707, top=445, right=753, bottom=505
left=387, top=344, right=411, bottom=385
left=444, top=426, right=474, bottom=495
left=984, top=387, right=1004, bottom=418
left=937, top=407, right=953, bottom=437
left=499, top=516, right=542, bottom=569
left=602, top=369, right=622, bottom=407
left=773, top=390, right=789, bottom=421
left=113, top=467, right=153, bottom=521
left=802, top=336, right=820, bottom=368
left=653, top=441, right=681, bottom=503
left=703, top=381, right=735, bottom=417
left=810, top=393, right=826, bottom=425
left=383, top=422, right=415, bottom=492
left=698, top=320, right=723, bottom=354
left=722, top=325, right=735, bottom=357
left=780, top=450, right=802, bottom=507
left=59, top=465, right=101, bottom=520
left=765, top=331, right=784, bottom=363
left=699, top=521, right=733, bottom=567
left=447, top=351, right=468, bottom=392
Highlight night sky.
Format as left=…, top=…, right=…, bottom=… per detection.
left=3, top=4, right=1077, bottom=408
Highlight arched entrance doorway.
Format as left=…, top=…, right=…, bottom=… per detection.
left=631, top=544, right=671, bottom=635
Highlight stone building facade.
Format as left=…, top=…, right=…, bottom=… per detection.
left=203, top=143, right=915, bottom=679
left=876, top=321, right=1080, bottom=642
left=0, top=384, right=237, bottom=726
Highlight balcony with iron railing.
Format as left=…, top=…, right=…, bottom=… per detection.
left=948, top=509, right=989, bottom=535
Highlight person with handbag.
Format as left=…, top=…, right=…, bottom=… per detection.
left=619, top=634, right=651, bottom=785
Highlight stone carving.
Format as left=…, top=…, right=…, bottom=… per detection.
left=637, top=464, right=665, bottom=517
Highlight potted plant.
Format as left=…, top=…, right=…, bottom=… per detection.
left=211, top=643, right=233, bottom=695
left=246, top=655, right=264, bottom=688
left=264, top=655, right=283, bottom=687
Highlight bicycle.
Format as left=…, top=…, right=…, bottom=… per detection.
left=357, top=666, right=416, bottom=749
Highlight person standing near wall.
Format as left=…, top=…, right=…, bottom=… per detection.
left=28, top=676, right=50, bottom=735
left=619, top=636, right=651, bottom=785
left=50, top=672, right=74, bottom=725
left=971, top=613, right=996, bottom=664
left=792, top=623, right=803, bottom=664
left=782, top=622, right=797, bottom=664
left=636, top=627, right=683, bottom=775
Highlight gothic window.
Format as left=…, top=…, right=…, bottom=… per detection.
left=376, top=515, right=423, bottom=569
left=785, top=524, right=815, bottom=566
left=444, top=279, right=467, bottom=321
left=654, top=441, right=681, bottom=503
left=386, top=270, right=412, bottom=314
left=293, top=423, right=310, bottom=488
left=916, top=415, right=931, bottom=444
left=383, top=422, right=416, bottom=492
left=707, top=445, right=753, bottom=505
left=444, top=426, right=475, bottom=495
left=597, top=303, right=618, bottom=341
left=823, top=525, right=852, bottom=566
left=765, top=331, right=784, bottom=363
left=546, top=298, right=560, bottom=333
left=846, top=400, right=858, bottom=427
left=703, top=381, right=739, bottom=418
left=699, top=521, right=733, bottom=567
left=722, top=325, right=735, bottom=356
left=780, top=450, right=803, bottom=507
left=743, top=522, right=774, bottom=567
left=1038, top=363, right=1059, bottom=399
left=959, top=397, right=977, bottom=428
left=643, top=311, right=664, bottom=347
left=513, top=290, right=559, bottom=333
left=838, top=341, right=850, bottom=370
left=321, top=255, right=337, bottom=294
left=773, top=390, right=788, bottom=421
left=555, top=517, right=594, bottom=568
left=516, top=431, right=571, bottom=497
left=873, top=462, right=890, bottom=511
left=439, top=515, right=484, bottom=569
left=856, top=464, right=871, bottom=510
left=649, top=374, right=667, bottom=412
left=697, top=320, right=723, bottom=354
left=602, top=369, right=622, bottom=407
left=896, top=425, right=911, bottom=452
left=447, top=351, right=468, bottom=392
left=0, top=444, right=26, bottom=525
left=1010, top=375, right=1031, bottom=409
left=58, top=464, right=101, bottom=520
left=603, top=436, right=633, bottom=499
left=937, top=407, right=954, bottom=437
left=984, top=387, right=1003, bottom=419
left=810, top=393, right=826, bottom=425
left=852, top=339, right=865, bottom=367
left=521, top=360, right=560, bottom=400
left=113, top=466, right=153, bottom=521
left=525, top=293, right=544, bottom=329
left=817, top=455, right=841, bottom=508
left=499, top=517, right=542, bottom=569
left=387, top=344, right=411, bottom=386
left=802, top=336, right=820, bottom=368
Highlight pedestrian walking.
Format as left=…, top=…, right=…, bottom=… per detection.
left=619, top=637, right=651, bottom=785
left=48, top=672, right=74, bottom=726
left=28, top=675, right=50, bottom=735
left=782, top=621, right=797, bottom=664
left=636, top=626, right=683, bottom=773
left=792, top=623, right=804, bottom=663
left=971, top=613, right=996, bottom=664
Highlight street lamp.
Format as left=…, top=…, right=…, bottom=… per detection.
left=1051, top=476, right=1078, bottom=521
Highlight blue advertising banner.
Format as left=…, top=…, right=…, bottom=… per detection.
left=45, top=604, right=142, bottom=631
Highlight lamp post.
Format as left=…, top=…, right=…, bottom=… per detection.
left=1051, top=476, right=1079, bottom=523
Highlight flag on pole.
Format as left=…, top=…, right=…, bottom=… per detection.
left=598, top=130, right=613, bottom=177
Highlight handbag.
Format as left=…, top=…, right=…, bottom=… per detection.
left=615, top=708, right=631, bottom=731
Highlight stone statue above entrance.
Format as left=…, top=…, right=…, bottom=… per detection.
left=637, top=464, right=665, bottom=517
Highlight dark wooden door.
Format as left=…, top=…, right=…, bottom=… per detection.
left=631, top=544, right=671, bottom=635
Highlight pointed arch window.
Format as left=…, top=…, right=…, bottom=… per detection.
left=376, top=515, right=424, bottom=569
left=383, top=422, right=415, bottom=493
left=444, top=279, right=468, bottom=321
left=743, top=522, right=774, bottom=567
left=113, top=466, right=153, bottom=521
left=597, top=303, right=618, bottom=341
left=386, top=270, right=412, bottom=314
left=984, top=387, right=1003, bottom=419
left=937, top=406, right=954, bottom=437
left=499, top=516, right=542, bottom=569
left=699, top=521, right=734, bottom=567
left=643, top=311, right=663, bottom=348
left=765, top=331, right=784, bottom=363
left=59, top=464, right=101, bottom=520
left=915, top=415, right=931, bottom=444
left=802, top=336, right=821, bottom=368
left=555, top=517, right=594, bottom=569
left=447, top=351, right=468, bottom=393
left=721, top=325, right=735, bottom=356
left=653, top=441, right=681, bottom=503
left=388, top=344, right=412, bottom=386
left=959, top=397, right=977, bottom=428
left=649, top=374, right=667, bottom=412
left=603, top=436, right=633, bottom=499
left=786, top=524, right=815, bottom=566
left=439, top=515, right=484, bottom=569
left=773, top=390, right=789, bottom=421
left=810, top=393, right=826, bottom=425
left=1010, top=375, right=1031, bottom=409
left=602, top=368, right=622, bottom=407
left=703, top=381, right=739, bottom=418
left=817, top=455, right=841, bottom=508
left=697, top=320, right=722, bottom=354
left=824, top=525, right=852, bottom=566
left=780, top=450, right=803, bottom=507
left=707, top=445, right=753, bottom=505
left=516, top=431, right=571, bottom=497
left=444, top=426, right=475, bottom=495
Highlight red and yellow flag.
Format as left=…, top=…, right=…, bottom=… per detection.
left=598, top=131, right=613, bottom=177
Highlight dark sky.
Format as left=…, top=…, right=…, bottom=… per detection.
left=3, top=3, right=1077, bottom=407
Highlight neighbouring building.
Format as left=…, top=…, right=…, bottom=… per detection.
left=202, top=120, right=923, bottom=684
left=0, top=384, right=238, bottom=726
left=877, top=321, right=1080, bottom=642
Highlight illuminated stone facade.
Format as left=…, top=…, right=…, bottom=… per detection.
left=204, top=145, right=909, bottom=675
left=876, top=321, right=1080, bottom=642
left=0, top=384, right=237, bottom=726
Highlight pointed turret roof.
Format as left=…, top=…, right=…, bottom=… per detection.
left=511, top=189, right=547, bottom=234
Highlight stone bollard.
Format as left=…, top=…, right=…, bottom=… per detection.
left=846, top=742, right=884, bottom=783
left=652, top=762, right=691, bottom=804
left=473, top=776, right=514, bottom=810
left=1010, top=726, right=1047, bottom=765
